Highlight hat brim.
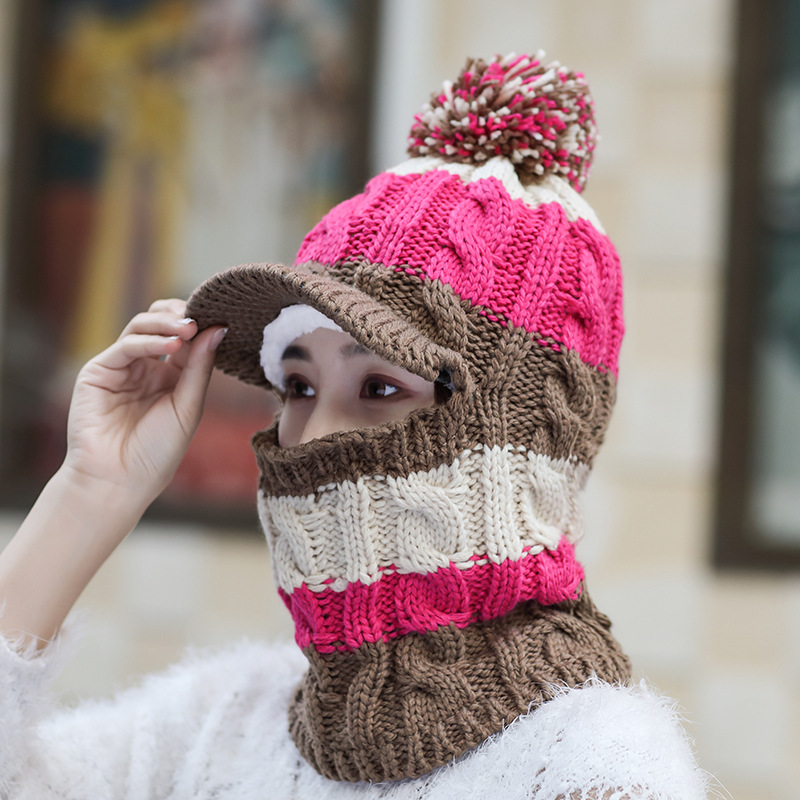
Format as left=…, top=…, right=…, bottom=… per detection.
left=186, top=261, right=470, bottom=392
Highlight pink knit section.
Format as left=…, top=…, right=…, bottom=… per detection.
left=296, top=170, right=624, bottom=375
left=280, top=537, right=584, bottom=653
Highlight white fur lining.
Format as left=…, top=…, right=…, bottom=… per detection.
left=260, top=305, right=343, bottom=390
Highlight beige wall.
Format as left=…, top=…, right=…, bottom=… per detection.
left=1, top=2, right=798, bottom=799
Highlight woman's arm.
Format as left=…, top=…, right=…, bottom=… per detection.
left=0, top=299, right=226, bottom=648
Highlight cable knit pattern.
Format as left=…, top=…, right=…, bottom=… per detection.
left=260, top=445, right=589, bottom=593
left=279, top=538, right=583, bottom=652
left=296, top=168, right=623, bottom=376
left=387, top=161, right=604, bottom=228
left=262, top=445, right=588, bottom=651
left=289, top=594, right=629, bottom=782
left=250, top=423, right=629, bottom=780
left=185, top=52, right=634, bottom=784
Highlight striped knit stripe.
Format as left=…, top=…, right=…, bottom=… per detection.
left=280, top=537, right=582, bottom=652
left=388, top=155, right=604, bottom=228
left=289, top=590, right=632, bottom=783
left=253, top=315, right=616, bottom=499
left=296, top=168, right=623, bottom=376
left=258, top=444, right=589, bottom=594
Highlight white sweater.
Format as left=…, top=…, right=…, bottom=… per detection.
left=0, top=635, right=711, bottom=799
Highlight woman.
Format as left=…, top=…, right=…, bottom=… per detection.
left=0, top=53, right=710, bottom=798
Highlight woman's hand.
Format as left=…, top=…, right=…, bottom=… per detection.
left=0, top=300, right=226, bottom=648
left=64, top=298, right=226, bottom=505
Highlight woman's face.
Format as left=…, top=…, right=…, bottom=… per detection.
left=276, top=328, right=436, bottom=447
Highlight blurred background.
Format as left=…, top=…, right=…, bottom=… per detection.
left=0, top=1, right=798, bottom=798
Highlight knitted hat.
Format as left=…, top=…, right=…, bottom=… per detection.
left=187, top=52, right=630, bottom=783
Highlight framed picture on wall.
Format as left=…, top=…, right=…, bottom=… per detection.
left=715, top=0, right=800, bottom=569
left=1, top=0, right=378, bottom=526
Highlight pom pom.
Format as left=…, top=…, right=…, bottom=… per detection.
left=408, top=52, right=597, bottom=193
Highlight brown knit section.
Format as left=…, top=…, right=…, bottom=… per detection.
left=218, top=263, right=615, bottom=497
left=252, top=338, right=614, bottom=499
left=189, top=262, right=614, bottom=497
left=186, top=261, right=471, bottom=392
left=187, top=260, right=614, bottom=395
left=288, top=589, right=631, bottom=783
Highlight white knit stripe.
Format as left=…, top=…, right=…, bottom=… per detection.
left=258, top=444, right=589, bottom=593
left=387, top=155, right=605, bottom=232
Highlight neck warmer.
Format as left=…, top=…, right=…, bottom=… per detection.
left=187, top=53, right=631, bottom=783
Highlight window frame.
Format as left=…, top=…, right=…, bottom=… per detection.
left=714, top=0, right=800, bottom=569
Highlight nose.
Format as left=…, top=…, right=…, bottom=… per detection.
left=298, top=398, right=359, bottom=444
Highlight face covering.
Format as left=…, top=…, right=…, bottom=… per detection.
left=187, top=52, right=631, bottom=783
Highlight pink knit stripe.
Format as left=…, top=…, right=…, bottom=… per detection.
left=280, top=537, right=584, bottom=653
left=296, top=170, right=624, bottom=375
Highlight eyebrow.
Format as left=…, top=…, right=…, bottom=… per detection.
left=280, top=341, right=372, bottom=361
left=340, top=342, right=371, bottom=357
left=281, top=344, right=310, bottom=362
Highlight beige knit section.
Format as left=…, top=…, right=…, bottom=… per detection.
left=258, top=444, right=589, bottom=593
left=388, top=156, right=605, bottom=231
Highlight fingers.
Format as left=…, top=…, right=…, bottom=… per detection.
left=120, top=306, right=197, bottom=342
left=110, top=299, right=199, bottom=369
left=86, top=333, right=185, bottom=377
left=147, top=298, right=187, bottom=315
left=171, top=326, right=227, bottom=426
left=85, top=300, right=224, bottom=392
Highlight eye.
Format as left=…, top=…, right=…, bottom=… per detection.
left=361, top=379, right=400, bottom=399
left=285, top=377, right=316, bottom=398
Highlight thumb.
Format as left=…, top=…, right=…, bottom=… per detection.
left=172, top=326, right=227, bottom=429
